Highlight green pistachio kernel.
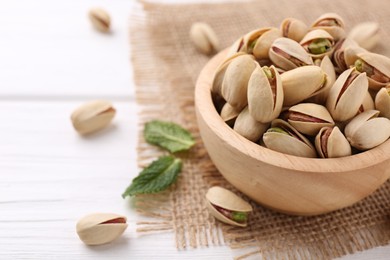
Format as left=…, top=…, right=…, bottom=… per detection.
left=267, top=127, right=288, bottom=134
left=231, top=212, right=248, bottom=223
left=262, top=66, right=273, bottom=79
left=308, top=39, right=332, bottom=54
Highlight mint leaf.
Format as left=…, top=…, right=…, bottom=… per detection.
left=144, top=120, right=195, bottom=153
left=122, top=156, right=182, bottom=197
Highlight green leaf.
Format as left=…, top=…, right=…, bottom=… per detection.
left=122, top=156, right=182, bottom=198
left=144, top=120, right=195, bottom=153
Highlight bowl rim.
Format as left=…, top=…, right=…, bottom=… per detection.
left=195, top=49, right=390, bottom=173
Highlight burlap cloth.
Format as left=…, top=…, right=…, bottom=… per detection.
left=131, top=0, right=390, bottom=259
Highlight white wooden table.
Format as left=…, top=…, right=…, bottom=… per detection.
left=0, top=0, right=388, bottom=259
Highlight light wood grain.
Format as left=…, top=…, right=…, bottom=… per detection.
left=195, top=50, right=390, bottom=215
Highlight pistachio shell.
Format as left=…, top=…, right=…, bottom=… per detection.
left=309, top=56, right=336, bottom=104
left=233, top=107, right=269, bottom=142
left=71, top=100, right=116, bottom=135
left=315, top=126, right=351, bottom=158
left=288, top=103, right=334, bottom=136
left=326, top=68, right=368, bottom=121
left=221, top=55, right=256, bottom=110
left=263, top=119, right=317, bottom=158
left=212, top=52, right=247, bottom=94
left=311, top=13, right=346, bottom=40
left=281, top=65, right=326, bottom=106
left=227, top=37, right=245, bottom=57
left=206, top=186, right=252, bottom=227
left=220, top=102, right=241, bottom=127
left=348, top=22, right=380, bottom=51
left=360, top=91, right=375, bottom=112
left=247, top=65, right=283, bottom=123
left=375, top=87, right=390, bottom=119
left=332, top=38, right=360, bottom=73
left=269, top=37, right=313, bottom=71
left=300, top=29, right=335, bottom=59
left=76, top=213, right=127, bottom=245
left=345, top=110, right=390, bottom=150
left=352, top=52, right=390, bottom=90
left=242, top=28, right=282, bottom=59
left=189, top=22, right=219, bottom=55
left=280, top=18, right=308, bottom=42
left=343, top=45, right=367, bottom=69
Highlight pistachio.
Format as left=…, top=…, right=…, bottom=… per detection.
left=269, top=37, right=313, bottom=71
left=315, top=126, right=351, bottom=158
left=348, top=22, right=380, bottom=51
left=233, top=107, right=269, bottom=142
left=88, top=8, right=111, bottom=33
left=71, top=100, right=116, bottom=135
left=359, top=91, right=375, bottom=113
left=352, top=53, right=390, bottom=90
left=220, top=102, right=241, bottom=127
left=311, top=13, right=346, bottom=40
left=281, top=65, right=326, bottom=106
left=300, top=29, right=335, bottom=59
left=287, top=103, right=334, bottom=136
left=345, top=110, right=390, bottom=150
left=247, top=65, right=284, bottom=123
left=190, top=22, right=219, bottom=55
left=326, top=68, right=368, bottom=121
left=76, top=213, right=127, bottom=245
left=332, top=39, right=361, bottom=73
left=309, top=56, right=336, bottom=104
left=241, top=28, right=282, bottom=59
left=280, top=18, right=308, bottom=42
left=212, top=52, right=246, bottom=94
left=263, top=119, right=317, bottom=158
left=375, top=87, right=390, bottom=119
left=221, top=55, right=256, bottom=110
left=206, top=186, right=252, bottom=227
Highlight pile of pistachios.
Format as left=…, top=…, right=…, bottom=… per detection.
left=212, top=13, right=390, bottom=158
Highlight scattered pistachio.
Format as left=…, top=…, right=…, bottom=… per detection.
left=88, top=8, right=111, bottom=33
left=71, top=100, right=116, bottom=135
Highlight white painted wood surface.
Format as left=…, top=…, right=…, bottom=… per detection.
left=0, top=0, right=388, bottom=259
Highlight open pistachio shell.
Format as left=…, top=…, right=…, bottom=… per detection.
left=206, top=186, right=252, bottom=227
left=315, top=126, right=351, bottom=158
left=360, top=91, right=375, bottom=113
left=226, top=36, right=245, bottom=57
left=343, top=45, right=367, bottom=69
left=220, top=102, right=241, bottom=127
left=281, top=65, right=326, bottom=106
left=309, top=56, right=336, bottom=104
left=263, top=119, right=317, bottom=158
left=352, top=52, right=390, bottom=91
left=375, top=87, right=390, bottom=119
left=348, top=22, right=380, bottom=51
left=247, top=65, right=283, bottom=123
left=280, top=18, right=308, bottom=42
left=311, top=13, right=346, bottom=40
left=300, top=29, right=335, bottom=59
left=269, top=37, right=313, bottom=71
left=326, top=68, right=368, bottom=122
left=221, top=55, right=256, bottom=110
left=332, top=38, right=359, bottom=73
left=233, top=106, right=269, bottom=142
left=288, top=103, right=334, bottom=136
left=345, top=110, right=390, bottom=150
left=76, top=213, right=128, bottom=246
left=242, top=27, right=282, bottom=59
left=212, top=52, right=247, bottom=94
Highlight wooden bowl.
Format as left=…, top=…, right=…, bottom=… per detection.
left=195, top=50, right=390, bottom=216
